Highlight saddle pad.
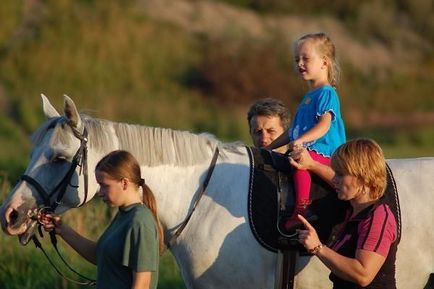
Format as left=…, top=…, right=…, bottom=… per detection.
left=246, top=147, right=347, bottom=252
left=384, top=164, right=402, bottom=243
left=246, top=147, right=402, bottom=252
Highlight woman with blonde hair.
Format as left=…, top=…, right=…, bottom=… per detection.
left=290, top=138, right=397, bottom=289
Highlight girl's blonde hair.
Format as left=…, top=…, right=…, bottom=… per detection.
left=331, top=139, right=387, bottom=200
left=296, top=32, right=341, bottom=87
left=96, top=150, right=165, bottom=254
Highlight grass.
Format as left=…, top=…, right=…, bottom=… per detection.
left=0, top=233, right=185, bottom=289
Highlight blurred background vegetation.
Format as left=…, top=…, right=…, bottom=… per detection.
left=0, top=0, right=433, bottom=288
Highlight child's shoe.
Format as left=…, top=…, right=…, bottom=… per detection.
left=284, top=200, right=315, bottom=232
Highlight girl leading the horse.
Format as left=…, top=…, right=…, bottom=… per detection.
left=41, top=150, right=164, bottom=289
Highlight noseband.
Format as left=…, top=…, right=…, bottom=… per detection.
left=20, top=123, right=89, bottom=212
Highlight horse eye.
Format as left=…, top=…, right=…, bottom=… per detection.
left=52, top=156, right=66, bottom=163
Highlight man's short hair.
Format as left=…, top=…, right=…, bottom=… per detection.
left=247, top=98, right=290, bottom=130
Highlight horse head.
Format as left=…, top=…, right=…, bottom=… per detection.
left=0, top=94, right=92, bottom=245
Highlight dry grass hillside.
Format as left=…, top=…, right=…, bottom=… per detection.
left=140, top=0, right=434, bottom=128
left=142, top=0, right=391, bottom=70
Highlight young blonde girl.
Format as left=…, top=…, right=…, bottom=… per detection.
left=267, top=32, right=346, bottom=231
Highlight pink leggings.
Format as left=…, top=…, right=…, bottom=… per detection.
left=293, top=150, right=330, bottom=203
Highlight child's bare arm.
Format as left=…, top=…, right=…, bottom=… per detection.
left=293, top=112, right=332, bottom=146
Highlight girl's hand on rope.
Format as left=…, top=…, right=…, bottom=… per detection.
left=40, top=212, right=63, bottom=234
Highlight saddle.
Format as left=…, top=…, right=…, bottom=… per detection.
left=246, top=147, right=402, bottom=253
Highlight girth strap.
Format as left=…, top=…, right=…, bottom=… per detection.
left=275, top=249, right=297, bottom=289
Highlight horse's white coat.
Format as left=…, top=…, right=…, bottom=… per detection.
left=0, top=95, right=433, bottom=289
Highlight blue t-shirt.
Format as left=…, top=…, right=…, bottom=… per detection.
left=290, top=85, right=346, bottom=157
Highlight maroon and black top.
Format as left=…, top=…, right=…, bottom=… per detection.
left=329, top=202, right=397, bottom=289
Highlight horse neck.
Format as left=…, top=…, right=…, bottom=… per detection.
left=82, top=116, right=221, bottom=225
left=83, top=116, right=219, bottom=167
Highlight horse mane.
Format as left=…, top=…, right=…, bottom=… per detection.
left=31, top=115, right=245, bottom=167
left=83, top=115, right=230, bottom=167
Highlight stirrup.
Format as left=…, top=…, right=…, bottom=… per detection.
left=284, top=213, right=318, bottom=233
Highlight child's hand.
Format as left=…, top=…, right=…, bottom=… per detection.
left=289, top=139, right=304, bottom=151
left=288, top=147, right=314, bottom=170
left=293, top=139, right=305, bottom=149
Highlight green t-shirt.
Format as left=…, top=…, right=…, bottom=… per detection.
left=96, top=203, right=159, bottom=289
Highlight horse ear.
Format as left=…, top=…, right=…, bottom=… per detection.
left=41, top=93, right=60, bottom=118
left=63, top=94, right=82, bottom=128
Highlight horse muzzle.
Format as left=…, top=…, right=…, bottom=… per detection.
left=0, top=203, right=39, bottom=245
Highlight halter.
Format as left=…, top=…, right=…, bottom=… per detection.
left=20, top=121, right=95, bottom=286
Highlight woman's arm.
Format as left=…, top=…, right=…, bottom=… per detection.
left=297, top=215, right=386, bottom=286
left=42, top=214, right=97, bottom=264
left=315, top=245, right=386, bottom=286
left=289, top=147, right=335, bottom=186
left=132, top=271, right=152, bottom=289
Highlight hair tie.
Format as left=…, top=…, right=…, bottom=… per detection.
left=139, top=178, right=145, bottom=186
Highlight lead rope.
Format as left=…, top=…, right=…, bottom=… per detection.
left=32, top=232, right=96, bottom=287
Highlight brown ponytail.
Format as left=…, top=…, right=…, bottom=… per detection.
left=141, top=183, right=165, bottom=255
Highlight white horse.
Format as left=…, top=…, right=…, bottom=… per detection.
left=0, top=95, right=433, bottom=289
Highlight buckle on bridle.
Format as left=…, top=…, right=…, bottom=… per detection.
left=32, top=207, right=55, bottom=225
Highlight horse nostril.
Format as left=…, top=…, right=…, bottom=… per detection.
left=10, top=210, right=18, bottom=225
left=5, top=207, right=19, bottom=227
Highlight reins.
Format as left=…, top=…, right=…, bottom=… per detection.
left=32, top=231, right=96, bottom=287
left=167, top=146, right=220, bottom=249
left=20, top=121, right=96, bottom=287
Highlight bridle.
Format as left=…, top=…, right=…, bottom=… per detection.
left=20, top=123, right=89, bottom=211
left=19, top=121, right=96, bottom=286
